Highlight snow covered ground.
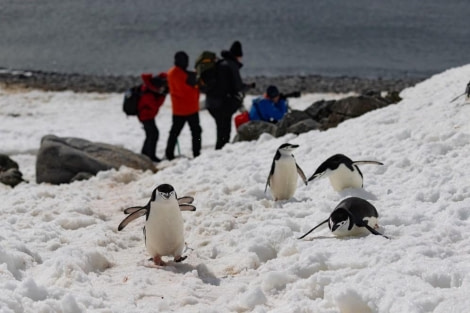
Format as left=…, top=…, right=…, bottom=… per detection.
left=1, top=65, right=470, bottom=313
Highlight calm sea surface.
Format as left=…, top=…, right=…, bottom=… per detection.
left=0, top=0, right=468, bottom=78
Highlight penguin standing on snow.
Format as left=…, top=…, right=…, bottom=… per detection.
left=298, top=197, right=388, bottom=239
left=265, top=143, right=308, bottom=201
left=308, top=154, right=383, bottom=191
left=118, top=184, right=196, bottom=266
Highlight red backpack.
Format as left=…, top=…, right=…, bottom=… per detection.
left=234, top=111, right=250, bottom=129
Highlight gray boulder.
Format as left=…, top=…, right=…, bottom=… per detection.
left=234, top=91, right=400, bottom=142
left=275, top=110, right=313, bottom=137
left=233, top=121, right=278, bottom=142
left=36, top=135, right=157, bottom=184
left=305, top=94, right=391, bottom=129
left=0, top=154, right=27, bottom=187
left=286, top=119, right=321, bottom=135
left=325, top=95, right=388, bottom=128
left=304, top=99, right=335, bottom=122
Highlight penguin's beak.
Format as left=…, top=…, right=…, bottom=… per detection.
left=159, top=192, right=172, bottom=200
left=331, top=223, right=340, bottom=232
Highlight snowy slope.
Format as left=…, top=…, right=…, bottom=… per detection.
left=0, top=65, right=470, bottom=313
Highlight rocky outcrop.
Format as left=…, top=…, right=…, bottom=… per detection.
left=311, top=94, right=389, bottom=129
left=36, top=135, right=157, bottom=184
left=234, top=91, right=400, bottom=142
left=0, top=68, right=423, bottom=94
left=0, top=154, right=27, bottom=187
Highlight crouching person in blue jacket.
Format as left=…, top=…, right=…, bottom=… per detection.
left=249, top=85, right=288, bottom=123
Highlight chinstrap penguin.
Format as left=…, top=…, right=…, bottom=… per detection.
left=118, top=184, right=196, bottom=266
left=298, top=197, right=388, bottom=239
left=308, top=154, right=383, bottom=191
left=265, top=143, right=308, bottom=201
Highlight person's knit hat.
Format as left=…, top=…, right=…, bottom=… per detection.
left=266, top=85, right=280, bottom=99
left=230, top=41, right=243, bottom=57
left=174, top=51, right=189, bottom=69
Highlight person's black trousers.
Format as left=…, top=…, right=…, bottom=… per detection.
left=141, top=119, right=159, bottom=162
left=208, top=108, right=233, bottom=150
left=165, top=113, right=202, bottom=159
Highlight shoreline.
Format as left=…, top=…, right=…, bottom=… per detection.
left=0, top=68, right=425, bottom=94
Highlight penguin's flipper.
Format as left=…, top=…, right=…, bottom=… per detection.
left=123, top=205, right=145, bottom=215
left=179, top=204, right=196, bottom=211
left=178, top=196, right=194, bottom=205
left=265, top=174, right=271, bottom=193
left=353, top=160, right=384, bottom=166
left=298, top=218, right=329, bottom=239
left=265, top=160, right=275, bottom=193
left=118, top=208, right=148, bottom=231
left=364, top=224, right=390, bottom=239
left=296, top=164, right=308, bottom=186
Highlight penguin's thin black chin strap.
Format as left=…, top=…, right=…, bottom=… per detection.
left=298, top=218, right=329, bottom=239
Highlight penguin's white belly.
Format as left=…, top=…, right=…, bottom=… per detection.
left=328, top=164, right=363, bottom=191
left=270, top=158, right=298, bottom=200
left=332, top=216, right=378, bottom=237
left=332, top=225, right=368, bottom=237
left=145, top=206, right=185, bottom=257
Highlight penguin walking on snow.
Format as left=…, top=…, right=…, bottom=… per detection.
left=298, top=197, right=388, bottom=239
left=308, top=154, right=383, bottom=191
left=118, top=184, right=196, bottom=266
left=265, top=143, right=308, bottom=201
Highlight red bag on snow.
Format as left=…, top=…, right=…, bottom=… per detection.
left=234, top=111, right=250, bottom=129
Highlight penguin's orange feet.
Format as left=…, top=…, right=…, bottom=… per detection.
left=152, top=255, right=166, bottom=266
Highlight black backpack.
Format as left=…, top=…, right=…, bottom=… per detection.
left=122, top=85, right=142, bottom=116
left=195, top=51, right=219, bottom=90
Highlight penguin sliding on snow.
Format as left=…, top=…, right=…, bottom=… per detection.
left=298, top=197, right=388, bottom=239
left=265, top=143, right=308, bottom=201
left=118, top=184, right=196, bottom=266
left=308, top=154, right=383, bottom=191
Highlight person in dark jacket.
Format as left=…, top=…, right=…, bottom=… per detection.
left=138, top=72, right=168, bottom=162
left=249, top=85, right=288, bottom=123
left=165, top=51, right=202, bottom=160
left=205, top=40, right=255, bottom=150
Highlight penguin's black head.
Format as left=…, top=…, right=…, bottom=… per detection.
left=153, top=184, right=176, bottom=200
left=329, top=208, right=353, bottom=232
left=310, top=154, right=355, bottom=180
left=325, top=154, right=354, bottom=170
left=277, top=143, right=299, bottom=155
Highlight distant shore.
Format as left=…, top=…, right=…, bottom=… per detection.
left=0, top=68, right=425, bottom=94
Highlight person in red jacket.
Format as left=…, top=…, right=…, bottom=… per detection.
left=138, top=72, right=167, bottom=162
left=165, top=51, right=202, bottom=160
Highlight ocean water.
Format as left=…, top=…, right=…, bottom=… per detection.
left=0, top=0, right=468, bottom=78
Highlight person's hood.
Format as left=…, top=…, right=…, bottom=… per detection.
left=141, top=73, right=166, bottom=92
left=221, top=50, right=243, bottom=69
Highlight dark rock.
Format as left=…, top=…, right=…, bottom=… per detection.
left=0, top=154, right=19, bottom=170
left=0, top=154, right=26, bottom=187
left=233, top=121, right=278, bottom=142
left=0, top=68, right=423, bottom=94
left=71, top=172, right=95, bottom=182
left=0, top=168, right=26, bottom=187
left=276, top=110, right=313, bottom=137
left=235, top=90, right=402, bottom=141
left=305, top=99, right=336, bottom=121
left=286, top=119, right=321, bottom=135
left=383, top=91, right=402, bottom=104
left=330, top=95, right=388, bottom=117
left=36, top=135, right=157, bottom=184
left=325, top=95, right=388, bottom=128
